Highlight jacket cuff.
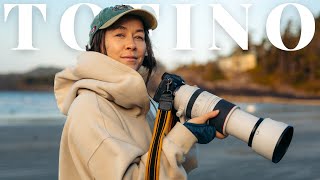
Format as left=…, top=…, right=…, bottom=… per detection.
left=166, top=122, right=198, bottom=154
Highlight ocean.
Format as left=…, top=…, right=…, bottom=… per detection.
left=0, top=91, right=65, bottom=126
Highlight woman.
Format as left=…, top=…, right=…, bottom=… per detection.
left=54, top=5, right=224, bottom=180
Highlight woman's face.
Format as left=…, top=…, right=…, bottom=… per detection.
left=104, top=16, right=146, bottom=71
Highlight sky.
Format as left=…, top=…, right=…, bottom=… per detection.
left=0, top=0, right=320, bottom=73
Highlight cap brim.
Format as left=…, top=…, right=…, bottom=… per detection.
left=99, top=9, right=157, bottom=30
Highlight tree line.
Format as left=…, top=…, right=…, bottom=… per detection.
left=251, top=15, right=320, bottom=93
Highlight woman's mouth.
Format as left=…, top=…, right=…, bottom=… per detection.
left=121, top=56, right=137, bottom=62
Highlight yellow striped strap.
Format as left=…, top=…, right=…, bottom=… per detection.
left=145, top=108, right=173, bottom=180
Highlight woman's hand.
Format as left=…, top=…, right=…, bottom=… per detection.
left=187, top=110, right=226, bottom=140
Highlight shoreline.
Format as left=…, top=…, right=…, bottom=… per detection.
left=220, top=95, right=320, bottom=106
left=1, top=90, right=320, bottom=106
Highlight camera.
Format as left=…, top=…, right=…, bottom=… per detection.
left=154, top=72, right=294, bottom=163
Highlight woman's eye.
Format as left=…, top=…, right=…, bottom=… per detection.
left=116, top=34, right=125, bottom=37
left=135, top=36, right=145, bottom=40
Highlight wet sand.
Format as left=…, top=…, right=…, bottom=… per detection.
left=189, top=118, right=320, bottom=180
left=0, top=124, right=63, bottom=180
left=0, top=117, right=319, bottom=180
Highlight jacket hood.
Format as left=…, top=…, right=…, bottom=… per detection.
left=54, top=51, right=150, bottom=116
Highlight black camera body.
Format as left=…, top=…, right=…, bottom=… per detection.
left=153, top=72, right=185, bottom=102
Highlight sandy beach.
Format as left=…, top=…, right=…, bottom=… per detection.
left=0, top=105, right=319, bottom=180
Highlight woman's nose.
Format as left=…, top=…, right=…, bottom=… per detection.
left=125, top=37, right=137, bottom=50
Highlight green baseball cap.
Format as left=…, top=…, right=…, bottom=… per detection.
left=88, top=5, right=158, bottom=46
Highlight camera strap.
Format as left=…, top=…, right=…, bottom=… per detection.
left=145, top=79, right=176, bottom=180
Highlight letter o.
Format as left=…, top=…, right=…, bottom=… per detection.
left=266, top=3, right=315, bottom=51
left=60, top=3, right=101, bottom=51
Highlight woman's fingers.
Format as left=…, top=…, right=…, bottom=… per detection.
left=188, top=110, right=220, bottom=124
left=206, top=110, right=220, bottom=119
left=186, top=110, right=227, bottom=139
left=216, top=131, right=226, bottom=139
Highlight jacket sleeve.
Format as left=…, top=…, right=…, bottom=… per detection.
left=87, top=122, right=198, bottom=180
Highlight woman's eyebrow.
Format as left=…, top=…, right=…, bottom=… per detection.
left=113, top=25, right=126, bottom=30
left=112, top=25, right=145, bottom=33
left=136, top=29, right=145, bottom=33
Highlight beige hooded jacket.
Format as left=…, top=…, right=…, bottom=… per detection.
left=54, top=52, right=198, bottom=180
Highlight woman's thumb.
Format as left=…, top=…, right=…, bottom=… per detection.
left=205, top=110, right=220, bottom=121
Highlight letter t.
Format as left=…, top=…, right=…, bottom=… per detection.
left=4, top=4, right=46, bottom=50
